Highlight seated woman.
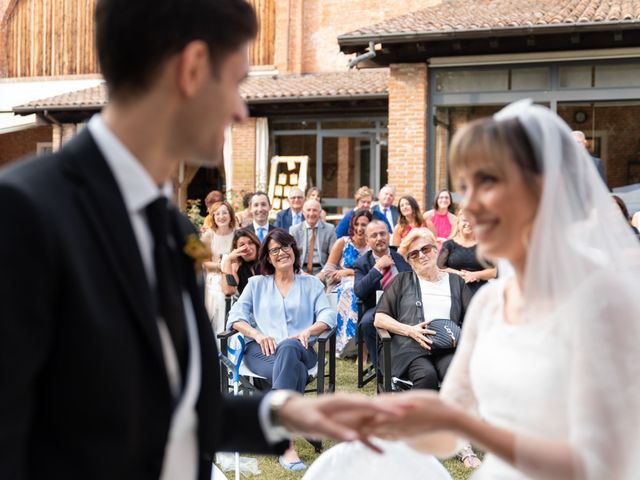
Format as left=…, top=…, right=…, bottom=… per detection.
left=374, top=228, right=480, bottom=469
left=227, top=229, right=336, bottom=472
left=318, top=209, right=372, bottom=357
left=220, top=228, right=260, bottom=297
left=437, top=210, right=497, bottom=297
left=391, top=195, right=436, bottom=246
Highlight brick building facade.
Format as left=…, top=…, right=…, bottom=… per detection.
left=7, top=0, right=640, bottom=214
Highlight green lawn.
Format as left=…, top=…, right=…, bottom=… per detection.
left=217, top=358, right=476, bottom=479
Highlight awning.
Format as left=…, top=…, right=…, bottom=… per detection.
left=0, top=77, right=104, bottom=134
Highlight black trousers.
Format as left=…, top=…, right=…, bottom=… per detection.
left=405, top=352, right=454, bottom=390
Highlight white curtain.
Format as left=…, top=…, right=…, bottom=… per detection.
left=255, top=118, right=269, bottom=192
left=223, top=126, right=233, bottom=200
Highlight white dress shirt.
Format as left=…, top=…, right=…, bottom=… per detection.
left=253, top=221, right=269, bottom=242
left=381, top=206, right=394, bottom=229
left=87, top=115, right=286, bottom=478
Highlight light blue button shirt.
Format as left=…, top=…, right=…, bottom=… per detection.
left=227, top=274, right=336, bottom=343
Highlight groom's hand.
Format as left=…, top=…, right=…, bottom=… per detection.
left=362, top=391, right=457, bottom=439
left=278, top=393, right=409, bottom=452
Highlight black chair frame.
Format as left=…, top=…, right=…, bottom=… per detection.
left=356, top=298, right=377, bottom=388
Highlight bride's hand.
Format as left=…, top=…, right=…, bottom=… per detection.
left=364, top=391, right=456, bottom=439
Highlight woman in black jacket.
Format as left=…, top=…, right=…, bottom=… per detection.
left=374, top=228, right=472, bottom=390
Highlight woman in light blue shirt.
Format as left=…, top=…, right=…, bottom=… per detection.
left=227, top=229, right=336, bottom=471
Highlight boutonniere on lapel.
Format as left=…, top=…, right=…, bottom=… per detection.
left=182, top=234, right=210, bottom=270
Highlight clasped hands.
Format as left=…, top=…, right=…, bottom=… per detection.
left=278, top=390, right=457, bottom=453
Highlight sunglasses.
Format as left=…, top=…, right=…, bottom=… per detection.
left=268, top=244, right=293, bottom=256
left=407, top=244, right=437, bottom=260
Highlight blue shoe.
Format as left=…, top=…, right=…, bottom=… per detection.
left=278, top=456, right=307, bottom=471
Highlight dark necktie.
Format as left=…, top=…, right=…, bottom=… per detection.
left=145, top=197, right=189, bottom=387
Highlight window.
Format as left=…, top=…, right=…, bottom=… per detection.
left=37, top=142, right=53, bottom=155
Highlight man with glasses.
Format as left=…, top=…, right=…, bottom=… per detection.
left=274, top=187, right=305, bottom=232
left=354, top=220, right=411, bottom=368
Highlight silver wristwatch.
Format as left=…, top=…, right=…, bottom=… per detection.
left=268, top=390, right=302, bottom=427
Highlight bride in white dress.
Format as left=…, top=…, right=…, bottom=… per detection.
left=304, top=100, right=640, bottom=480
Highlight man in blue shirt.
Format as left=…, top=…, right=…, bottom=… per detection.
left=371, top=184, right=398, bottom=233
left=247, top=191, right=275, bottom=242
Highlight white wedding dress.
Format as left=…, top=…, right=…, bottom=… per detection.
left=303, top=437, right=452, bottom=480
left=305, top=100, right=640, bottom=480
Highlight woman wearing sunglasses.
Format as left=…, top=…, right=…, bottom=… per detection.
left=374, top=228, right=472, bottom=391
left=227, top=229, right=337, bottom=471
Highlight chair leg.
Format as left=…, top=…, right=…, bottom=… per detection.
left=329, top=333, right=336, bottom=392
left=220, top=337, right=230, bottom=394
left=357, top=323, right=365, bottom=388
left=383, top=341, right=391, bottom=392
left=308, top=439, right=322, bottom=453
left=316, top=340, right=326, bottom=395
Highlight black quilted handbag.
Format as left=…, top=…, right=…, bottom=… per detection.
left=411, top=273, right=461, bottom=353
left=427, top=318, right=461, bottom=351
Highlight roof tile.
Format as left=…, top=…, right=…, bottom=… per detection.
left=13, top=69, right=389, bottom=112
left=340, top=0, right=640, bottom=39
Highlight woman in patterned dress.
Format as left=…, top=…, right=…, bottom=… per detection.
left=318, top=209, right=372, bottom=357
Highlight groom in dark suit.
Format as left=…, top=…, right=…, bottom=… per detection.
left=0, top=1, right=398, bottom=479
left=354, top=220, right=411, bottom=367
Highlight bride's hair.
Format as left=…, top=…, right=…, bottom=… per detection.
left=448, top=117, right=542, bottom=199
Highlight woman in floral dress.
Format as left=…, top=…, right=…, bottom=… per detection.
left=318, top=209, right=371, bottom=357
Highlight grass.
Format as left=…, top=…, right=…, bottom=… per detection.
left=217, top=358, right=476, bottom=480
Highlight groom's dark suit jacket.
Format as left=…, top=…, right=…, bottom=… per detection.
left=0, top=130, right=283, bottom=480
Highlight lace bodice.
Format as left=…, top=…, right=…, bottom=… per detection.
left=440, top=273, right=640, bottom=479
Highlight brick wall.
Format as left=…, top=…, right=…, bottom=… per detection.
left=297, top=0, right=441, bottom=73
left=387, top=63, right=428, bottom=209
left=231, top=118, right=257, bottom=194
left=558, top=105, right=640, bottom=188
left=273, top=0, right=304, bottom=73
left=433, top=104, right=640, bottom=191
left=0, top=126, right=52, bottom=168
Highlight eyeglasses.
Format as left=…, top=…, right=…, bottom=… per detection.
left=268, top=244, right=293, bottom=256
left=407, top=244, right=437, bottom=260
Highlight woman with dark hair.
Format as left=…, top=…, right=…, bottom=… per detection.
left=423, top=189, right=457, bottom=244
left=220, top=228, right=260, bottom=297
left=391, top=195, right=436, bottom=246
left=319, top=208, right=372, bottom=356
left=227, top=229, right=336, bottom=471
